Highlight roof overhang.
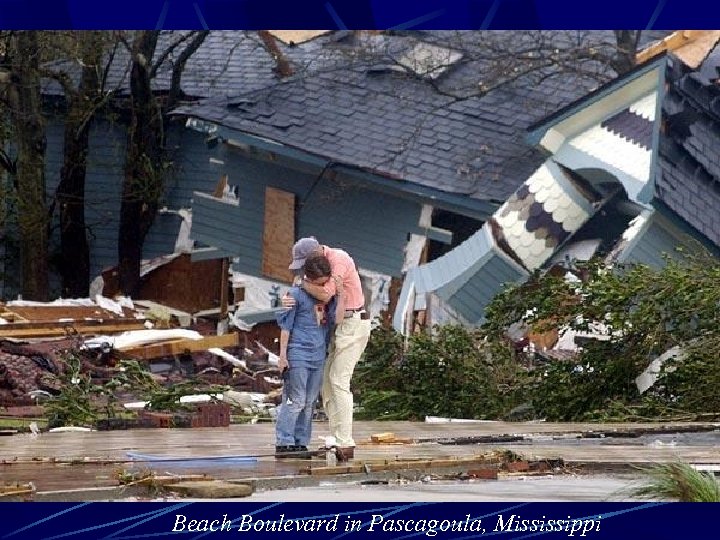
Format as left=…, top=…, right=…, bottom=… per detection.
left=181, top=116, right=500, bottom=221
left=527, top=56, right=666, bottom=151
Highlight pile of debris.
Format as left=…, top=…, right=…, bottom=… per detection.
left=0, top=296, right=287, bottom=429
left=0, top=343, right=63, bottom=405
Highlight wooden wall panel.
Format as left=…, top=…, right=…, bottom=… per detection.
left=262, top=187, right=295, bottom=283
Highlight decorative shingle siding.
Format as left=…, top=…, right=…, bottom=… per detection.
left=494, top=161, right=597, bottom=271
left=656, top=48, right=720, bottom=248
left=566, top=92, right=656, bottom=191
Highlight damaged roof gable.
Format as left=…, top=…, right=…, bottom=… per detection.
left=527, top=58, right=665, bottom=205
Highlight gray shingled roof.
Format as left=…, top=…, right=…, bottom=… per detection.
left=43, top=31, right=341, bottom=98
left=176, top=31, right=664, bottom=203
left=656, top=41, right=720, bottom=247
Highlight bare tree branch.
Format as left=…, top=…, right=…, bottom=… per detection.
left=150, top=31, right=196, bottom=79
left=257, top=30, right=294, bottom=78
left=167, top=30, right=209, bottom=109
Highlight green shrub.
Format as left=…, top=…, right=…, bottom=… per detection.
left=483, top=252, right=720, bottom=421
left=631, top=463, right=720, bottom=502
left=355, top=325, right=520, bottom=420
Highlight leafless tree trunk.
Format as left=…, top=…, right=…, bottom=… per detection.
left=118, top=30, right=208, bottom=295
left=55, top=32, right=106, bottom=298
left=613, top=31, right=642, bottom=74
left=257, top=31, right=294, bottom=78
left=118, top=31, right=162, bottom=295
left=6, top=32, right=49, bottom=300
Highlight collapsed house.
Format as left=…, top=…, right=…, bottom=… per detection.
left=4, top=31, right=684, bottom=330
left=6, top=32, right=720, bottom=405
left=167, top=31, right=671, bottom=327
left=394, top=31, right=720, bottom=332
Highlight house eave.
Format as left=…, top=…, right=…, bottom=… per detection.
left=182, top=118, right=500, bottom=221
left=526, top=56, right=667, bottom=149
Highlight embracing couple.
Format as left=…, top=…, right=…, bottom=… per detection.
left=274, top=237, right=372, bottom=462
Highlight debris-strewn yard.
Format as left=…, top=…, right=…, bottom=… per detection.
left=0, top=296, right=287, bottom=434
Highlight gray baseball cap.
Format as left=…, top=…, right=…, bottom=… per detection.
left=288, top=237, right=321, bottom=270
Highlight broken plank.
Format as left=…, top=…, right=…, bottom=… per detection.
left=370, top=432, right=397, bottom=443
left=301, top=455, right=505, bottom=476
left=119, top=333, right=240, bottom=360
left=0, top=483, right=34, bottom=496
left=129, top=474, right=211, bottom=487
left=0, top=321, right=146, bottom=338
left=166, top=480, right=253, bottom=498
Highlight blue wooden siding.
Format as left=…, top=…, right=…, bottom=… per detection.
left=618, top=211, right=698, bottom=269
left=187, top=140, right=423, bottom=278
left=5, top=119, right=423, bottom=300
left=84, top=120, right=127, bottom=278
left=43, top=116, right=126, bottom=282
left=445, top=254, right=527, bottom=324
left=299, top=174, right=422, bottom=276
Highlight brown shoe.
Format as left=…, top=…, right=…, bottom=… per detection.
left=336, top=446, right=355, bottom=462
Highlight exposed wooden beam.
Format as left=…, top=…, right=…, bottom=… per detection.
left=118, top=332, right=240, bottom=360
left=0, top=320, right=146, bottom=338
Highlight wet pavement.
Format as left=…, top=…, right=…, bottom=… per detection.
left=1, top=421, right=718, bottom=495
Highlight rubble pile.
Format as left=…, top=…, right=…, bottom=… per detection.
left=0, top=295, right=286, bottom=427
left=0, top=345, right=62, bottom=405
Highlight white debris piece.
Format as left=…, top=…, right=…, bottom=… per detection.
left=255, top=341, right=280, bottom=366
left=208, top=348, right=247, bottom=369
left=84, top=329, right=203, bottom=351
left=94, top=294, right=126, bottom=316
left=635, top=346, right=685, bottom=394
left=425, top=416, right=496, bottom=424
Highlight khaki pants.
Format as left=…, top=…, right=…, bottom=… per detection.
left=322, top=314, right=372, bottom=447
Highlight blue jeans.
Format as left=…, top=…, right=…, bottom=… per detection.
left=275, top=364, right=324, bottom=447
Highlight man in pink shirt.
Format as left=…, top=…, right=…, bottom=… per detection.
left=285, top=237, right=371, bottom=461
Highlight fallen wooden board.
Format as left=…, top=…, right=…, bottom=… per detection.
left=301, top=455, right=505, bottom=476
left=0, top=483, right=35, bottom=497
left=119, top=333, right=240, bottom=360
left=370, top=432, right=397, bottom=443
left=166, top=480, right=253, bottom=498
left=128, top=474, right=211, bottom=487
left=0, top=320, right=147, bottom=338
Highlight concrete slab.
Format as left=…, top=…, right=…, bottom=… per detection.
left=128, top=476, right=644, bottom=502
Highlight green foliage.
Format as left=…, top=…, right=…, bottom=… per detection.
left=355, top=325, right=520, bottom=420
left=45, top=351, right=98, bottom=428
left=630, top=463, right=720, bottom=502
left=482, top=251, right=720, bottom=421
left=46, top=351, right=161, bottom=427
left=356, top=251, right=720, bottom=422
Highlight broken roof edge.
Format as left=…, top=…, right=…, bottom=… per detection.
left=178, top=115, right=500, bottom=220
left=636, top=30, right=720, bottom=68
left=649, top=199, right=720, bottom=257
left=526, top=55, right=667, bottom=147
